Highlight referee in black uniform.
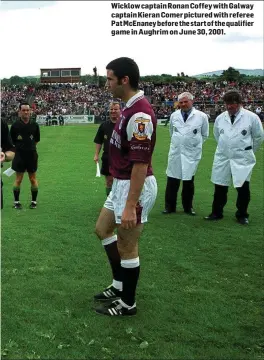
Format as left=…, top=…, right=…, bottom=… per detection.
left=93, top=101, right=121, bottom=196
left=1, top=119, right=15, bottom=209
left=10, top=102, right=40, bottom=209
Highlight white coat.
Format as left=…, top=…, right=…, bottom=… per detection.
left=211, top=108, right=264, bottom=188
left=166, top=108, right=209, bottom=180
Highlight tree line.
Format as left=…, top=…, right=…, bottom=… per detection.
left=1, top=67, right=263, bottom=86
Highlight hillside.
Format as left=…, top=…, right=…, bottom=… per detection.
left=194, top=69, right=263, bottom=78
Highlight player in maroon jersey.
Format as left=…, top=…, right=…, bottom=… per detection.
left=94, top=57, right=158, bottom=316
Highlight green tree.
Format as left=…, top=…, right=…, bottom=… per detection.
left=220, top=67, right=241, bottom=82
left=9, top=76, right=24, bottom=85
left=1, top=78, right=10, bottom=86
left=98, top=76, right=106, bottom=87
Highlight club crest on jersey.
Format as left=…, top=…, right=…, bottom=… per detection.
left=241, top=130, right=247, bottom=136
left=30, top=135, right=33, bottom=140
left=133, top=118, right=150, bottom=140
left=104, top=135, right=107, bottom=140
left=220, top=129, right=224, bottom=134
left=193, top=129, right=197, bottom=134
left=17, top=135, right=22, bottom=140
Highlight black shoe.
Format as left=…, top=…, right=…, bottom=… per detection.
left=13, top=202, right=22, bottom=209
left=204, top=213, right=223, bottom=220
left=29, top=201, right=37, bottom=209
left=162, top=209, right=176, bottom=214
left=94, top=285, right=121, bottom=302
left=95, top=299, right=137, bottom=316
left=237, top=217, right=249, bottom=225
left=184, top=208, right=196, bottom=216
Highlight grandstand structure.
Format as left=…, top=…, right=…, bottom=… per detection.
left=40, top=67, right=81, bottom=84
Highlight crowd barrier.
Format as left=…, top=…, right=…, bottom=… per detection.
left=36, top=115, right=95, bottom=125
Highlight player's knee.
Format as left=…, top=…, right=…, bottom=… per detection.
left=95, top=223, right=105, bottom=240
left=119, top=248, right=138, bottom=260
left=95, top=223, right=115, bottom=241
left=30, top=179, right=38, bottom=187
left=15, top=177, right=23, bottom=186
left=29, top=174, right=37, bottom=185
left=117, top=242, right=138, bottom=259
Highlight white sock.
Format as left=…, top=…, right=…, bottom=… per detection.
left=121, top=257, right=140, bottom=268
left=112, top=279, right=122, bottom=291
left=101, top=235, right=117, bottom=246
left=119, top=299, right=136, bottom=309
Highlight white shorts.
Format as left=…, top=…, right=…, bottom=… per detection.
left=104, top=175, right=158, bottom=224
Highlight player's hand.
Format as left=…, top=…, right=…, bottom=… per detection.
left=0, top=152, right=5, bottom=163
left=94, top=155, right=99, bottom=163
left=121, top=205, right=137, bottom=229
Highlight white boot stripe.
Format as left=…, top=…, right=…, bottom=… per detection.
left=103, top=289, right=116, bottom=298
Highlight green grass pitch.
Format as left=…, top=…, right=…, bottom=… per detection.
left=1, top=124, right=263, bottom=359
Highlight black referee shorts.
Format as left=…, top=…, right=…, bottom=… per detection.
left=101, top=157, right=111, bottom=176
left=12, top=151, right=38, bottom=173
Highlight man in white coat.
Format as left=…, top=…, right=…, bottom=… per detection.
left=162, top=92, right=209, bottom=215
left=205, top=90, right=264, bottom=225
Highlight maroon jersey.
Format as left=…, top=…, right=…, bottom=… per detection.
left=109, top=91, right=157, bottom=180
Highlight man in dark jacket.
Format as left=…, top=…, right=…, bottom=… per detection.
left=10, top=102, right=40, bottom=209
left=1, top=119, right=15, bottom=209
left=93, top=101, right=121, bottom=196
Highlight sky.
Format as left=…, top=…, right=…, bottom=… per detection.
left=0, top=0, right=263, bottom=79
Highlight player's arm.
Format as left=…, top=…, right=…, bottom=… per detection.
left=94, top=144, right=102, bottom=163
left=1, top=146, right=15, bottom=163
left=93, top=124, right=104, bottom=162
left=122, top=162, right=148, bottom=230
left=35, top=123, right=40, bottom=145
left=126, top=162, right=148, bottom=206
left=9, top=123, right=16, bottom=145
left=3, top=150, right=15, bottom=162
left=122, top=112, right=154, bottom=229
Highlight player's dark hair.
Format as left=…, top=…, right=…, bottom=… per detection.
left=19, top=102, right=30, bottom=110
left=223, top=90, right=242, bottom=104
left=106, top=57, right=140, bottom=90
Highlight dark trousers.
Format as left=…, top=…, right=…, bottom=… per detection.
left=165, top=176, right=194, bottom=212
left=212, top=181, right=250, bottom=218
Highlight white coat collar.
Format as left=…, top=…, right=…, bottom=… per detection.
left=177, top=107, right=196, bottom=122
left=225, top=107, right=244, bottom=124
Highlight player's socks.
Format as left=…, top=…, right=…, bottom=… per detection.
left=112, top=279, right=122, bottom=291
left=120, top=257, right=140, bottom=306
left=106, top=187, right=112, bottom=196
left=13, top=186, right=20, bottom=202
left=31, top=186, right=38, bottom=201
left=102, top=235, right=122, bottom=283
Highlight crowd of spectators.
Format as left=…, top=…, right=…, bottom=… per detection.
left=1, top=85, right=34, bottom=120
left=1, top=80, right=264, bottom=123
